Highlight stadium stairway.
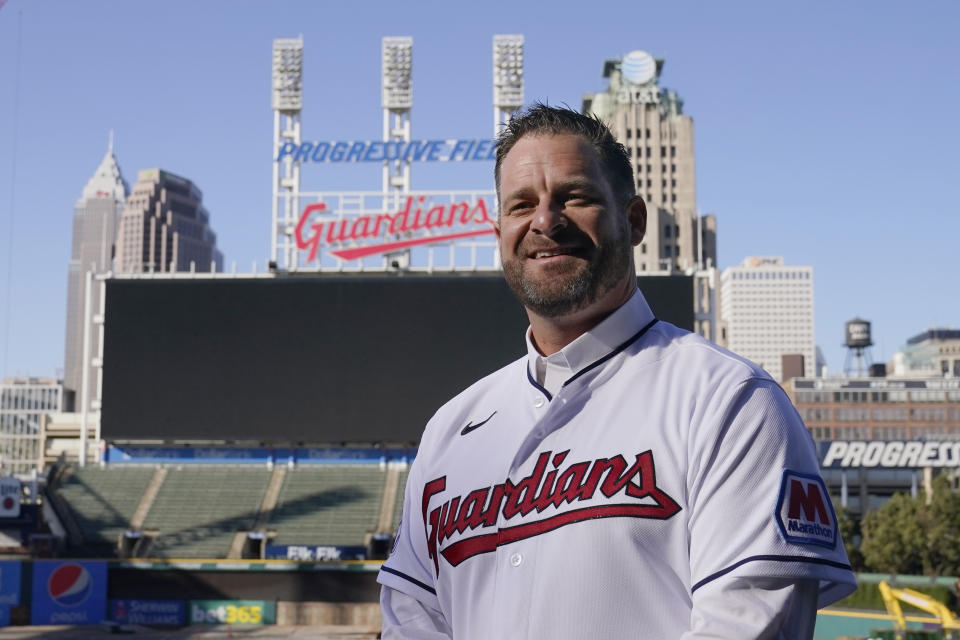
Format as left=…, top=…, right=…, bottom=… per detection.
left=376, top=466, right=401, bottom=534
left=266, top=466, right=386, bottom=548
left=49, top=466, right=156, bottom=556
left=140, top=467, right=272, bottom=559
left=129, top=467, right=167, bottom=530
left=389, top=467, right=410, bottom=533
left=228, top=466, right=288, bottom=558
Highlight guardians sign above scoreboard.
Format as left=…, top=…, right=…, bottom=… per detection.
left=819, top=440, right=960, bottom=469
left=294, top=191, right=496, bottom=265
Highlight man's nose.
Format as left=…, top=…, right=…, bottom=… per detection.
left=529, top=202, right=567, bottom=236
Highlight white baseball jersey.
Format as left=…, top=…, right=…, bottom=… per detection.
left=379, top=290, right=855, bottom=639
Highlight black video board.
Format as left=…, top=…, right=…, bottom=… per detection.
left=101, top=274, right=694, bottom=443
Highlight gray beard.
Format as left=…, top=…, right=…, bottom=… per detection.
left=502, top=240, right=632, bottom=318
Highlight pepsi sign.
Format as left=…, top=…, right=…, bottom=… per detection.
left=0, top=561, right=21, bottom=606
left=30, top=561, right=107, bottom=625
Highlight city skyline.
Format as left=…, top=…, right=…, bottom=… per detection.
left=1, top=1, right=958, bottom=379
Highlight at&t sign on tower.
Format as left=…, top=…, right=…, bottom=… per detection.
left=270, top=35, right=524, bottom=273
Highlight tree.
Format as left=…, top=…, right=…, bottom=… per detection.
left=860, top=473, right=960, bottom=577
left=861, top=492, right=924, bottom=575
left=919, top=474, right=960, bottom=577
left=835, top=504, right=864, bottom=571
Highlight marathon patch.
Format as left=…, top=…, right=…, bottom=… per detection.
left=774, top=470, right=837, bottom=549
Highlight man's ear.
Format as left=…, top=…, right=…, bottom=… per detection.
left=627, top=196, right=646, bottom=246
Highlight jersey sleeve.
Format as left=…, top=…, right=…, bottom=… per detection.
left=687, top=377, right=856, bottom=608
left=377, top=448, right=444, bottom=614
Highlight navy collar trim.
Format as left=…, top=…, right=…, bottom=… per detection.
left=563, top=318, right=658, bottom=389
left=526, top=365, right=553, bottom=402
left=524, top=318, right=658, bottom=399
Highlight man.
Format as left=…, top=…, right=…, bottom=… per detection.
left=377, top=104, right=855, bottom=639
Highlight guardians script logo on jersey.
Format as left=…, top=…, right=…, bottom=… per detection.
left=421, top=449, right=680, bottom=575
left=775, top=470, right=837, bottom=548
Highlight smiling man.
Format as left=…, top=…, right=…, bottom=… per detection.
left=377, top=104, right=856, bottom=639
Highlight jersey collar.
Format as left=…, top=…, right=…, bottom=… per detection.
left=525, top=288, right=656, bottom=396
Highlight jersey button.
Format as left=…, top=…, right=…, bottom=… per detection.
left=510, top=552, right=522, bottom=567
left=533, top=396, right=545, bottom=408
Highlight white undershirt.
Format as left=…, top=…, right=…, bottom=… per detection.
left=526, top=288, right=653, bottom=396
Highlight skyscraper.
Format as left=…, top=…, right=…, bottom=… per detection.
left=64, top=140, right=128, bottom=410
left=583, top=50, right=716, bottom=273
left=720, top=256, right=815, bottom=381
left=115, top=169, right=223, bottom=273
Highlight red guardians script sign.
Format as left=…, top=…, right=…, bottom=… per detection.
left=295, top=194, right=497, bottom=262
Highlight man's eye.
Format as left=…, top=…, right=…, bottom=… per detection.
left=509, top=203, right=534, bottom=214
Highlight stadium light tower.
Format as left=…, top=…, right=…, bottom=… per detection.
left=493, top=35, right=524, bottom=137
left=381, top=36, right=413, bottom=269
left=271, top=37, right=303, bottom=271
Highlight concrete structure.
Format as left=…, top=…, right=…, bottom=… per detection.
left=115, top=169, right=223, bottom=274
left=786, top=376, right=960, bottom=443
left=583, top=50, right=716, bottom=273
left=720, top=256, right=815, bottom=381
left=64, top=140, right=128, bottom=410
left=0, top=377, right=64, bottom=474
left=785, top=375, right=960, bottom=514
left=889, top=328, right=960, bottom=378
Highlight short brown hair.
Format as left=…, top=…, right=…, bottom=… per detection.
left=494, top=103, right=635, bottom=205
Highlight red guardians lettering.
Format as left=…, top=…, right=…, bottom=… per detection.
left=421, top=450, right=680, bottom=575
left=295, top=196, right=495, bottom=262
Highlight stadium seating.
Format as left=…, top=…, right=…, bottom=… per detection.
left=268, top=466, right=386, bottom=547
left=142, top=467, right=271, bottom=558
left=49, top=460, right=405, bottom=558
left=55, top=466, right=156, bottom=553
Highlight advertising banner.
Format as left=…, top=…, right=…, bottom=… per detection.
left=109, top=599, right=185, bottom=626
left=189, top=600, right=275, bottom=625
left=0, top=561, right=21, bottom=606
left=819, top=440, right=960, bottom=469
left=264, top=545, right=367, bottom=561
left=0, top=605, right=10, bottom=626
left=30, top=561, right=107, bottom=625
left=106, top=445, right=271, bottom=465
left=0, top=477, right=21, bottom=518
left=277, top=138, right=497, bottom=164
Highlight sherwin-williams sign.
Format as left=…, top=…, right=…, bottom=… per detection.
left=190, top=600, right=275, bottom=625
left=30, top=561, right=107, bottom=625
left=109, top=599, right=185, bottom=626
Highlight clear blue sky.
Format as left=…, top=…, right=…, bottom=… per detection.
left=1, top=0, right=958, bottom=380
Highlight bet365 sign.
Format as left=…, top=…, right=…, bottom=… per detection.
left=190, top=600, right=276, bottom=625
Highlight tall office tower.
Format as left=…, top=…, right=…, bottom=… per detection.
left=64, top=141, right=128, bottom=410
left=720, top=256, right=815, bottom=382
left=116, top=169, right=223, bottom=273
left=583, top=50, right=716, bottom=273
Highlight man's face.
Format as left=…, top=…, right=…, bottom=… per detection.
left=496, top=134, right=644, bottom=319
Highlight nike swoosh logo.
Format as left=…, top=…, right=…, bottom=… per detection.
left=460, top=411, right=497, bottom=436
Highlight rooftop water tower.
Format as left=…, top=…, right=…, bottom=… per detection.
left=843, top=317, right=874, bottom=377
